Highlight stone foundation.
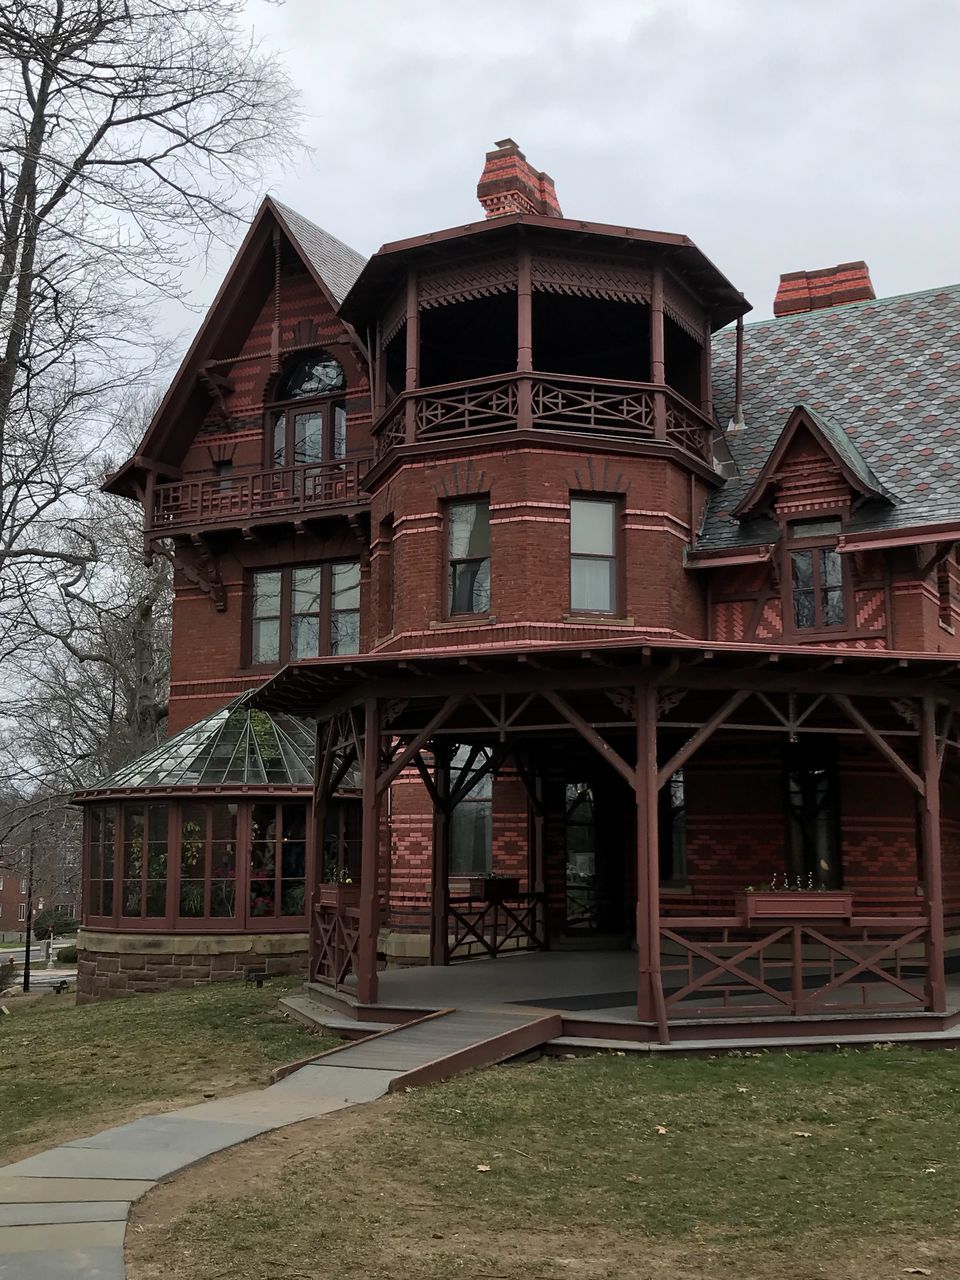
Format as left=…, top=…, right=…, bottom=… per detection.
left=76, top=929, right=309, bottom=1002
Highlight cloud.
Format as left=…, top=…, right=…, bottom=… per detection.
left=168, top=0, right=960, bottom=343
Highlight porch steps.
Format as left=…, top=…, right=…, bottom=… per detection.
left=292, top=1007, right=563, bottom=1090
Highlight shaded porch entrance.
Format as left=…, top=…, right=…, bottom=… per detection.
left=251, top=639, right=960, bottom=1044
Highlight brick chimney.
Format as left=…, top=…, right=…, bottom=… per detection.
left=476, top=138, right=563, bottom=220
left=773, top=261, right=876, bottom=317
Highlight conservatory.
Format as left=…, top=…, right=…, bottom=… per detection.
left=72, top=696, right=358, bottom=1001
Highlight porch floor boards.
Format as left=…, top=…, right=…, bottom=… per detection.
left=301, top=950, right=960, bottom=1050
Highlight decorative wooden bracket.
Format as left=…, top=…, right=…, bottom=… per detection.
left=157, top=537, right=227, bottom=612
left=199, top=366, right=236, bottom=430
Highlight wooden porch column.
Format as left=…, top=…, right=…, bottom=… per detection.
left=403, top=269, right=419, bottom=444
left=430, top=743, right=452, bottom=966
left=650, top=266, right=667, bottom=441
left=516, top=245, right=533, bottom=430
left=635, top=681, right=668, bottom=1040
left=357, top=697, right=382, bottom=1004
left=920, top=696, right=947, bottom=1014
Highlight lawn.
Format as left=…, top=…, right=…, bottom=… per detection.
left=129, top=1046, right=960, bottom=1280
left=0, top=978, right=335, bottom=1162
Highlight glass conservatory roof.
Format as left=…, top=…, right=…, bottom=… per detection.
left=94, top=697, right=316, bottom=790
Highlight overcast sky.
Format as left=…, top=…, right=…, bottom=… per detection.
left=169, top=0, right=960, bottom=347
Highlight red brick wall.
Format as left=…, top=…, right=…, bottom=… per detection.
left=368, top=442, right=709, bottom=653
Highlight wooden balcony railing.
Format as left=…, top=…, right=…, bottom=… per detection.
left=148, top=457, right=370, bottom=535
left=373, top=372, right=714, bottom=463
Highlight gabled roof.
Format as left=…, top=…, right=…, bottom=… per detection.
left=702, top=282, right=960, bottom=550
left=78, top=697, right=315, bottom=794
left=270, top=199, right=367, bottom=306
left=732, top=403, right=894, bottom=518
left=104, top=197, right=367, bottom=499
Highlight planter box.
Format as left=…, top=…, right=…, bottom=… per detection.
left=317, top=883, right=361, bottom=911
left=737, top=891, right=853, bottom=922
left=468, top=876, right=521, bottom=904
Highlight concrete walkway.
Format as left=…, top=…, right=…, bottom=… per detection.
left=0, top=1061, right=402, bottom=1278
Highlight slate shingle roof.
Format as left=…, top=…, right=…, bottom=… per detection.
left=272, top=199, right=367, bottom=305
left=701, top=282, right=960, bottom=550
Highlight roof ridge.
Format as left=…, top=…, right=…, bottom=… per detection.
left=715, top=279, right=960, bottom=336
left=269, top=196, right=367, bottom=265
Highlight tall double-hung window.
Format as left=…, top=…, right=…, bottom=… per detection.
left=570, top=497, right=618, bottom=613
left=447, top=500, right=491, bottom=615
left=250, top=561, right=360, bottom=665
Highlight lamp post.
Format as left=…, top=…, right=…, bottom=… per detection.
left=22, top=827, right=34, bottom=994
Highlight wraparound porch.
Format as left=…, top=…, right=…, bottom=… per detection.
left=251, top=637, right=960, bottom=1045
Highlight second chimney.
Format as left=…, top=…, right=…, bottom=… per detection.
left=477, top=139, right=563, bottom=220
left=773, top=261, right=875, bottom=317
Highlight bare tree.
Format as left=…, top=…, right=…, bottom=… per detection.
left=0, top=0, right=300, bottom=585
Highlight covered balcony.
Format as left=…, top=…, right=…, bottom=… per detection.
left=145, top=455, right=371, bottom=540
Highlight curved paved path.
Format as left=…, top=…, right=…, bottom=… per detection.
left=0, top=1004, right=552, bottom=1278
left=0, top=1063, right=401, bottom=1278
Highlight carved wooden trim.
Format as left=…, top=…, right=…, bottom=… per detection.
left=418, top=254, right=517, bottom=309
left=530, top=251, right=651, bottom=304
left=381, top=287, right=407, bottom=347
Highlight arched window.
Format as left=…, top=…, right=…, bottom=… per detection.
left=268, top=350, right=347, bottom=469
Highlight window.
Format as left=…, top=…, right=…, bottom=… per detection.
left=268, top=351, right=346, bottom=469
left=658, top=770, right=687, bottom=883
left=788, top=518, right=845, bottom=631
left=785, top=745, right=841, bottom=887
left=250, top=561, right=360, bottom=665
left=449, top=747, right=493, bottom=875
left=249, top=802, right=307, bottom=918
left=564, top=782, right=597, bottom=931
left=18, top=902, right=26, bottom=922
left=570, top=497, right=617, bottom=613
left=121, top=803, right=169, bottom=918
left=0, top=876, right=4, bottom=890
left=179, top=804, right=238, bottom=920
left=86, top=807, right=115, bottom=918
left=447, top=501, right=490, bottom=615
left=19, top=877, right=26, bottom=895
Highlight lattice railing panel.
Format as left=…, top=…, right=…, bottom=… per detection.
left=415, top=381, right=518, bottom=437
left=531, top=377, right=655, bottom=436
left=448, top=892, right=546, bottom=961
left=312, top=899, right=362, bottom=986
left=660, top=918, right=929, bottom=1016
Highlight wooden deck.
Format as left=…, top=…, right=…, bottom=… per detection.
left=283, top=950, right=960, bottom=1060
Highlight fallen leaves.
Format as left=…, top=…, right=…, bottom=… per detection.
left=655, top=1125, right=668, bottom=1135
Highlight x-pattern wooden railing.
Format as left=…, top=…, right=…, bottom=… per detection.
left=447, top=892, right=547, bottom=961
left=312, top=899, right=362, bottom=986
left=372, top=372, right=713, bottom=461
left=660, top=918, right=929, bottom=1016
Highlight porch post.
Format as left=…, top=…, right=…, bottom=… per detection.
left=516, top=244, right=533, bottom=430
left=357, top=696, right=382, bottom=1004
left=635, top=681, right=668, bottom=1040
left=650, top=266, right=667, bottom=441
left=430, top=743, right=452, bottom=966
left=920, top=696, right=947, bottom=1014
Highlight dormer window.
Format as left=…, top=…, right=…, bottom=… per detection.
left=787, top=518, right=845, bottom=631
left=268, top=350, right=346, bottom=469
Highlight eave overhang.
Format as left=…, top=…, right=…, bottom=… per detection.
left=340, top=213, right=751, bottom=334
